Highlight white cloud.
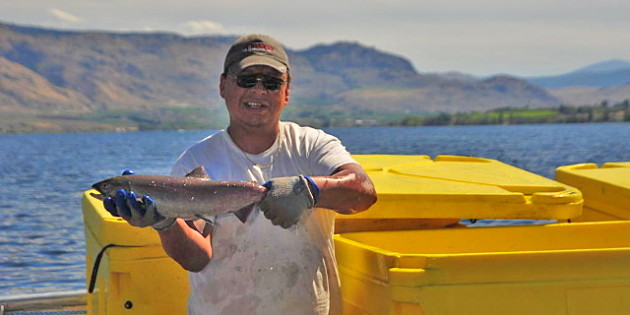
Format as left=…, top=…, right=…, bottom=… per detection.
left=180, top=20, right=224, bottom=35
left=47, top=8, right=81, bottom=24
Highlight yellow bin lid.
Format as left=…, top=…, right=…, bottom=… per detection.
left=350, top=155, right=583, bottom=220
left=556, top=162, right=630, bottom=215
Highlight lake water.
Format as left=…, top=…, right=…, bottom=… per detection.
left=0, top=123, right=629, bottom=296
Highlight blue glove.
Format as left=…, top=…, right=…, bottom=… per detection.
left=121, top=169, right=135, bottom=175
left=102, top=170, right=175, bottom=231
left=259, top=175, right=319, bottom=229
left=102, top=169, right=134, bottom=217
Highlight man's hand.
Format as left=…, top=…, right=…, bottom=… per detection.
left=102, top=170, right=175, bottom=231
left=259, top=175, right=319, bottom=229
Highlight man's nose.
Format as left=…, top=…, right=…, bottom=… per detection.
left=250, top=79, right=268, bottom=93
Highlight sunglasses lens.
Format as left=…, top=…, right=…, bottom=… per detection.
left=235, top=75, right=284, bottom=91
left=236, top=76, right=258, bottom=88
left=263, top=79, right=283, bottom=91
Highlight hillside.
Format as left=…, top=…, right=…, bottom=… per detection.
left=529, top=59, right=630, bottom=106
left=0, top=55, right=90, bottom=113
left=548, top=85, right=630, bottom=105
left=0, top=22, right=613, bottom=132
left=527, top=59, right=630, bottom=88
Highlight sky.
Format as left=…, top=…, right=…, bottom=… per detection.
left=0, top=0, right=628, bottom=77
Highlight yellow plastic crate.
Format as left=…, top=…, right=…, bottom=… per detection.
left=556, top=162, right=630, bottom=221
left=345, top=155, right=582, bottom=220
left=80, top=155, right=588, bottom=314
left=82, top=191, right=189, bottom=314
left=335, top=221, right=630, bottom=315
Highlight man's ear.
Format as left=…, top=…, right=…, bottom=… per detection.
left=284, top=81, right=290, bottom=103
left=219, top=74, right=226, bottom=98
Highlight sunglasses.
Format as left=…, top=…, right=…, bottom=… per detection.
left=230, top=74, right=285, bottom=91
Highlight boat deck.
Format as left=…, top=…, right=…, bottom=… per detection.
left=0, top=290, right=86, bottom=315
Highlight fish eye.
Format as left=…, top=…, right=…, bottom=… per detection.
left=99, top=182, right=111, bottom=191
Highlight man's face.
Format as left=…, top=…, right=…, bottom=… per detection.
left=220, top=65, right=290, bottom=130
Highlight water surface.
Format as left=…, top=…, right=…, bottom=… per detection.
left=0, top=123, right=628, bottom=295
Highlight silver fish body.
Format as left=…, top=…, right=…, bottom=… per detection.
left=91, top=166, right=267, bottom=221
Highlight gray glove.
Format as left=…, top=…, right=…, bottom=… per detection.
left=109, top=189, right=176, bottom=231
left=260, top=175, right=319, bottom=228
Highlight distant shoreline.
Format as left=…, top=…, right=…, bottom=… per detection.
left=391, top=102, right=629, bottom=127
left=1, top=102, right=627, bottom=134
left=1, top=115, right=627, bottom=135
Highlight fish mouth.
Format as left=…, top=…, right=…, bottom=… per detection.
left=90, top=192, right=107, bottom=200
left=90, top=179, right=113, bottom=200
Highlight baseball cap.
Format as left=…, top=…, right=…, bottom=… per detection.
left=223, top=34, right=290, bottom=75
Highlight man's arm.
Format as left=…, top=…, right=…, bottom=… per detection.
left=102, top=186, right=214, bottom=272
left=260, top=163, right=377, bottom=227
left=157, top=219, right=213, bottom=272
left=310, top=163, right=377, bottom=214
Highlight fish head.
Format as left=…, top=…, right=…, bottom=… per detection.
left=91, top=176, right=131, bottom=199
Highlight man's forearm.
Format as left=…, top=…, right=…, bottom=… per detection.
left=311, top=164, right=377, bottom=214
left=157, top=219, right=213, bottom=272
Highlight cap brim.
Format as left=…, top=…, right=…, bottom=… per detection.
left=230, top=55, right=288, bottom=74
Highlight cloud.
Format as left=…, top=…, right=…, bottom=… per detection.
left=180, top=20, right=224, bottom=35
left=48, top=8, right=82, bottom=24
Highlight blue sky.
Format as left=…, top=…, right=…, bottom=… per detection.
left=1, top=0, right=628, bottom=77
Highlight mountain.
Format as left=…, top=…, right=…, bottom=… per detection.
left=526, top=59, right=630, bottom=88
left=525, top=59, right=630, bottom=106
left=0, top=55, right=90, bottom=113
left=1, top=23, right=235, bottom=110
left=0, top=22, right=565, bottom=132
left=573, top=59, right=630, bottom=73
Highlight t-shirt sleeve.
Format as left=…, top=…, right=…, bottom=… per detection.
left=307, top=129, right=357, bottom=176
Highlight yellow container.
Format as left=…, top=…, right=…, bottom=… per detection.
left=342, top=155, right=582, bottom=221
left=82, top=191, right=189, bottom=315
left=81, top=155, right=587, bottom=314
left=335, top=221, right=630, bottom=315
left=556, top=162, right=630, bottom=221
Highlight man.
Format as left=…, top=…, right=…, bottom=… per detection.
left=105, top=34, right=376, bottom=314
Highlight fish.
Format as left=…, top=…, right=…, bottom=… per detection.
left=91, top=166, right=267, bottom=223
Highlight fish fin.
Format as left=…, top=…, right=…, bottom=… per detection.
left=186, top=166, right=210, bottom=179
left=194, top=214, right=214, bottom=224
left=233, top=205, right=255, bottom=223
left=192, top=215, right=213, bottom=236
